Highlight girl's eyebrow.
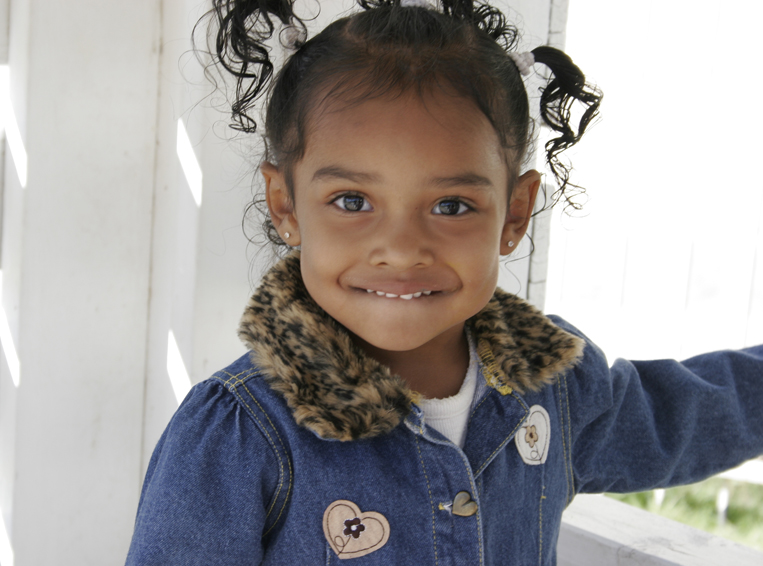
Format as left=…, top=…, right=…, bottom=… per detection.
left=312, top=166, right=381, bottom=184
left=312, top=166, right=493, bottom=190
left=430, top=173, right=493, bottom=190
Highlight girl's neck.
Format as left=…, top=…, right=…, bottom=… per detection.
left=353, top=324, right=470, bottom=399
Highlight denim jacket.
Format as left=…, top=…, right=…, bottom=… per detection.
left=126, top=255, right=763, bottom=565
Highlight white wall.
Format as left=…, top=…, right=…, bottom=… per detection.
left=0, top=1, right=561, bottom=564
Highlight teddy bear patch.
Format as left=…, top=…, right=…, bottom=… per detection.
left=515, top=405, right=551, bottom=465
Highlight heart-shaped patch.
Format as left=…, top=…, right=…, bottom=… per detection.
left=323, top=500, right=390, bottom=559
left=515, top=404, right=550, bottom=465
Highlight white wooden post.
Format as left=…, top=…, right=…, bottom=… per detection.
left=139, top=0, right=256, bottom=474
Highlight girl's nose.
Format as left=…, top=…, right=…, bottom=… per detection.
left=368, top=215, right=434, bottom=269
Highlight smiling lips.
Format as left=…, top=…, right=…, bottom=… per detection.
left=364, top=289, right=434, bottom=300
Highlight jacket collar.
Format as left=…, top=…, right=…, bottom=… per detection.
left=238, top=254, right=584, bottom=441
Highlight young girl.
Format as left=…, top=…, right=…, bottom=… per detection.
left=126, top=1, right=763, bottom=564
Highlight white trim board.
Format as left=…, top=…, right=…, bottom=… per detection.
left=558, top=494, right=763, bottom=566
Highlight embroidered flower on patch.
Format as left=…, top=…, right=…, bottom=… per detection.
left=324, top=500, right=390, bottom=559
left=525, top=425, right=539, bottom=448
left=343, top=518, right=365, bottom=539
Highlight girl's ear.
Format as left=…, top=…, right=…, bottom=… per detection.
left=500, top=169, right=541, bottom=255
left=262, top=162, right=301, bottom=246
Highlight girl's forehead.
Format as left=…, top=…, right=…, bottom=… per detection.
left=313, top=90, right=494, bottom=135
left=301, top=91, right=506, bottom=171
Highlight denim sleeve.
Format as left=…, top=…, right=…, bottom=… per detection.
left=125, top=380, right=280, bottom=565
left=551, top=318, right=763, bottom=495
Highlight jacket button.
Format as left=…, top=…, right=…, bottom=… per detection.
left=451, top=491, right=478, bottom=517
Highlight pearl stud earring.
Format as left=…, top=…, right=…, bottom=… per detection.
left=508, top=240, right=515, bottom=247
left=284, top=232, right=290, bottom=239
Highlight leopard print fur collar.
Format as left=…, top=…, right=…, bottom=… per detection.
left=238, top=254, right=584, bottom=441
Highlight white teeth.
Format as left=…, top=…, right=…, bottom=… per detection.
left=365, top=289, right=431, bottom=298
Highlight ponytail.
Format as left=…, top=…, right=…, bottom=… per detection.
left=207, top=0, right=304, bottom=133
left=532, top=45, right=603, bottom=209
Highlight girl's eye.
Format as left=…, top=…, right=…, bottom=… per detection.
left=333, top=194, right=372, bottom=212
left=433, top=199, right=470, bottom=216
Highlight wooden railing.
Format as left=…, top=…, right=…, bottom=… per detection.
left=558, top=493, right=763, bottom=565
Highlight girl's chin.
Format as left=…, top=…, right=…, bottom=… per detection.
left=347, top=320, right=464, bottom=355
left=348, top=326, right=434, bottom=354
left=353, top=334, right=430, bottom=354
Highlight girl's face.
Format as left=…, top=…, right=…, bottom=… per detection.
left=264, top=91, right=539, bottom=353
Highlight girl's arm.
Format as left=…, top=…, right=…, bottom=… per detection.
left=553, top=318, right=763, bottom=495
left=125, top=380, right=279, bottom=565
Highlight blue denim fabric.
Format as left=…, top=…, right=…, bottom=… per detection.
left=126, top=318, right=763, bottom=565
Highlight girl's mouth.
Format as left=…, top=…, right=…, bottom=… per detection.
left=363, top=289, right=434, bottom=300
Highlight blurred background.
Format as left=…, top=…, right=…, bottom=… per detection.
left=0, top=0, right=759, bottom=564
left=546, top=0, right=763, bottom=552
left=547, top=0, right=763, bottom=361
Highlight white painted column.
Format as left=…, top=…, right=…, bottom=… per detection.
left=0, top=0, right=19, bottom=562
left=138, top=0, right=256, bottom=476
left=3, top=1, right=160, bottom=564
left=495, top=0, right=560, bottom=306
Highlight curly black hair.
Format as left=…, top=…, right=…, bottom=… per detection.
left=199, top=0, right=602, bottom=249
